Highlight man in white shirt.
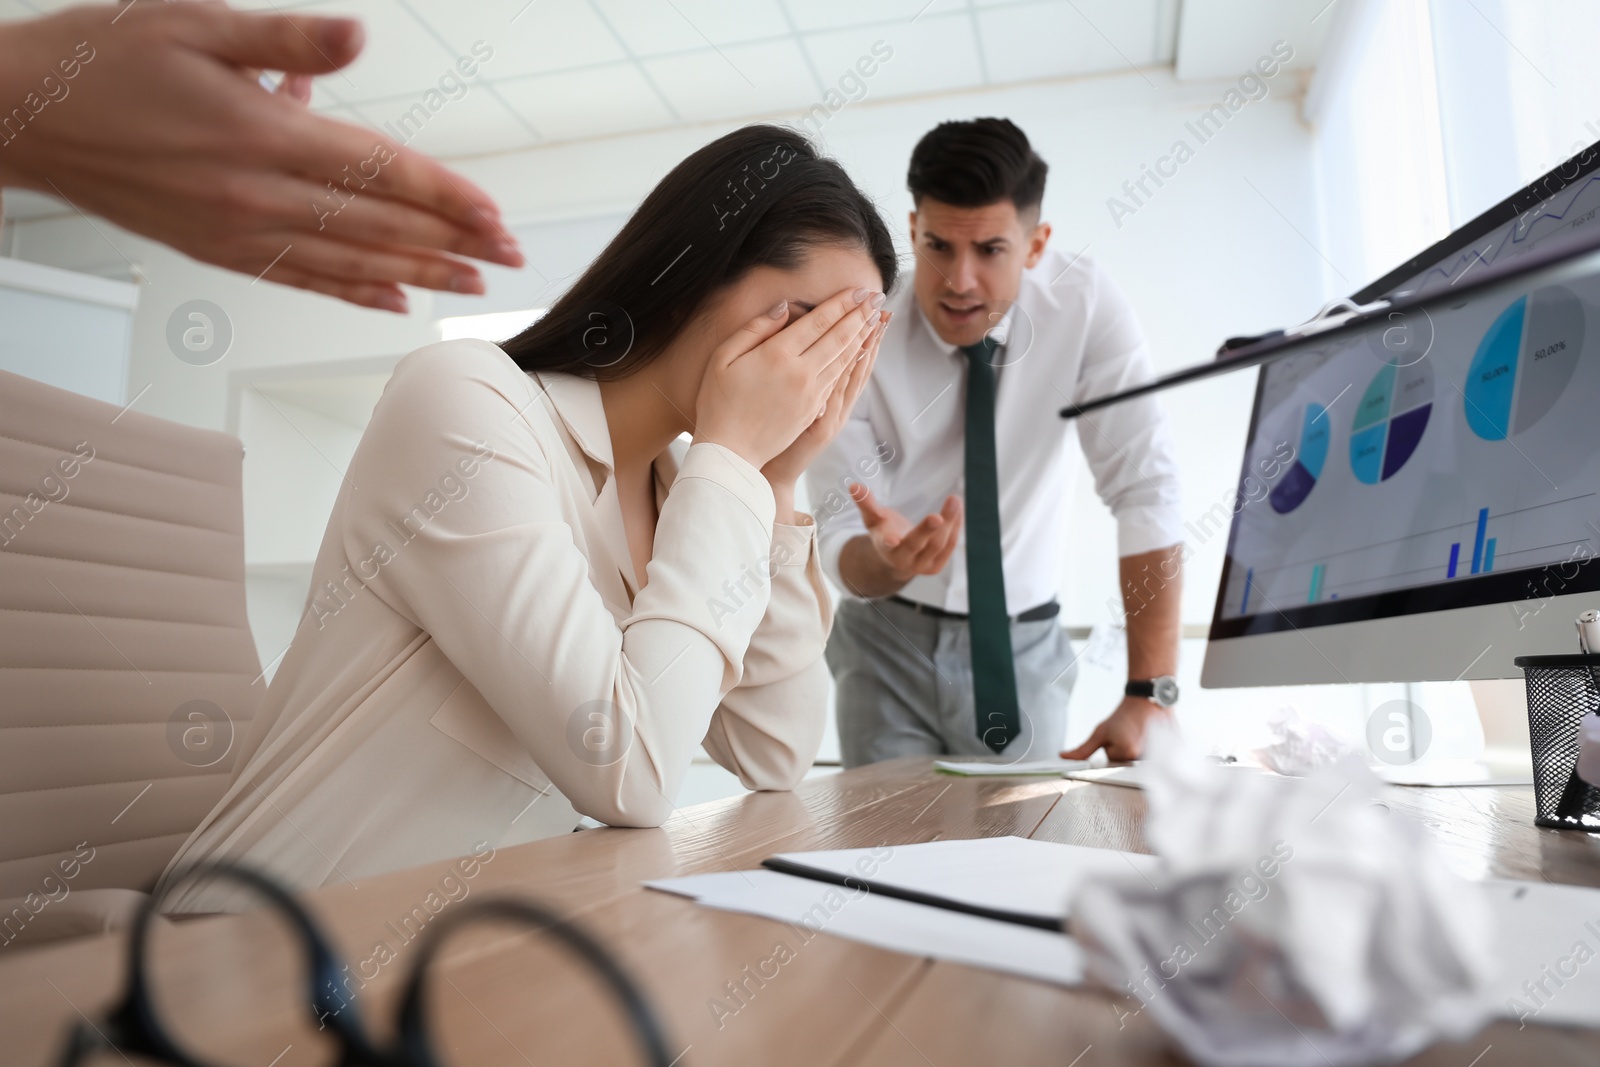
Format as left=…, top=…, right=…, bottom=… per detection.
left=806, top=118, right=1184, bottom=767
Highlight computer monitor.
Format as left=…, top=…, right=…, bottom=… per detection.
left=1203, top=141, right=1600, bottom=688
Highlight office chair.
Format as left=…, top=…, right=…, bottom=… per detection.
left=0, top=370, right=262, bottom=947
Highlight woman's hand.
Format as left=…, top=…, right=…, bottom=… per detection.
left=762, top=308, right=887, bottom=503
left=694, top=286, right=885, bottom=473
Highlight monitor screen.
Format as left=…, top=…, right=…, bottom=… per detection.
left=1211, top=142, right=1600, bottom=650
left=1212, top=274, right=1600, bottom=641
left=1203, top=139, right=1600, bottom=684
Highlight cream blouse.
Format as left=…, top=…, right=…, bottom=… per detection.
left=158, top=340, right=831, bottom=911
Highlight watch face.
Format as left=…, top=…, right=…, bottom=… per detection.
left=1152, top=677, right=1180, bottom=706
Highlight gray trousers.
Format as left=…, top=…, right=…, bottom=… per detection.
left=826, top=596, right=1078, bottom=769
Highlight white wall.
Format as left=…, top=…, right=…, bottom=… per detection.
left=5, top=215, right=440, bottom=434
left=0, top=258, right=136, bottom=406
left=1432, top=0, right=1600, bottom=225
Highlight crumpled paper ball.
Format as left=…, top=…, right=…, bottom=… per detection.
left=1251, top=704, right=1355, bottom=776
left=1070, top=722, right=1495, bottom=1066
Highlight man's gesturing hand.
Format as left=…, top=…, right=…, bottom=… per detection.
left=851, top=485, right=963, bottom=583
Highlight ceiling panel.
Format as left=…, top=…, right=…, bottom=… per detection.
left=803, top=10, right=984, bottom=102
left=0, top=0, right=102, bottom=15
left=979, top=0, right=1168, bottom=86
left=422, top=0, right=631, bottom=81
left=593, top=0, right=793, bottom=57
left=297, top=0, right=463, bottom=103
left=229, top=0, right=342, bottom=9
left=337, top=87, right=535, bottom=158
left=643, top=38, right=818, bottom=124
left=783, top=0, right=934, bottom=34
left=1176, top=0, right=1330, bottom=80
left=491, top=62, right=675, bottom=142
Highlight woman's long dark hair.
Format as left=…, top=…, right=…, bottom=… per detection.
left=501, top=124, right=898, bottom=380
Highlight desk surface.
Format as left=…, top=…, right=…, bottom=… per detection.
left=5, top=758, right=1600, bottom=1066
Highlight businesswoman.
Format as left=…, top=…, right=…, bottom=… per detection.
left=159, top=125, right=897, bottom=911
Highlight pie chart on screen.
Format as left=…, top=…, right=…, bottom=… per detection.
left=1269, top=402, right=1330, bottom=513
left=1464, top=285, right=1584, bottom=440
left=1349, top=358, right=1433, bottom=485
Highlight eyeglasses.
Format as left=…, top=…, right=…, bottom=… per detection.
left=56, top=862, right=676, bottom=1067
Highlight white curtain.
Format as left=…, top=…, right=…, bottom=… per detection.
left=1305, top=0, right=1450, bottom=294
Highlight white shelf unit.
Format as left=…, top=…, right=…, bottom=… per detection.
left=0, top=256, right=138, bottom=405
left=228, top=356, right=400, bottom=678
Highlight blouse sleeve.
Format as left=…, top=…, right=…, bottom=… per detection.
left=701, top=517, right=831, bottom=790
left=343, top=341, right=789, bottom=827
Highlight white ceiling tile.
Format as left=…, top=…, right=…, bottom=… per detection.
left=491, top=64, right=675, bottom=142
left=803, top=11, right=983, bottom=102
left=0, top=0, right=325, bottom=18
left=0, top=0, right=68, bottom=19
left=642, top=38, right=817, bottom=123
left=409, top=0, right=631, bottom=80
left=1176, top=0, right=1328, bottom=80
left=594, top=0, right=792, bottom=57
left=288, top=0, right=463, bottom=103
left=308, top=81, right=348, bottom=111
left=785, top=0, right=931, bottom=33
left=334, top=86, right=538, bottom=158
left=228, top=0, right=343, bottom=8
left=978, top=0, right=1165, bottom=85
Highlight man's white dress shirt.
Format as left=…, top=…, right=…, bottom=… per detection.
left=808, top=246, right=1184, bottom=613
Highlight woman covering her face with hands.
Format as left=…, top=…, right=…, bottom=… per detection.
left=159, top=126, right=896, bottom=912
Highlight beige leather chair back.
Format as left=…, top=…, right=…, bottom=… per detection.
left=0, top=370, right=261, bottom=900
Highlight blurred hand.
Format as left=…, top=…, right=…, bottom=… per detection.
left=695, top=287, right=884, bottom=471
left=850, top=484, right=963, bottom=582
left=0, top=3, right=523, bottom=312
left=1061, top=696, right=1171, bottom=761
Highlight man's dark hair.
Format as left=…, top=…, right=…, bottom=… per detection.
left=906, top=118, right=1048, bottom=215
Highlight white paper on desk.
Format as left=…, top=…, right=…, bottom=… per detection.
left=647, top=868, right=1085, bottom=986
left=1373, top=758, right=1533, bottom=787
left=1064, top=763, right=1281, bottom=790
left=933, top=757, right=1092, bottom=776
left=1485, top=878, right=1600, bottom=1027
left=766, top=836, right=1159, bottom=926
left=646, top=841, right=1600, bottom=1010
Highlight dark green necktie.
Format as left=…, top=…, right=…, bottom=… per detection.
left=961, top=337, right=1020, bottom=752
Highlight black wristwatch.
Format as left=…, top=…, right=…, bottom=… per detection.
left=1126, top=676, right=1180, bottom=708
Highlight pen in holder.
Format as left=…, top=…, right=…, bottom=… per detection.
left=1515, top=649, right=1600, bottom=830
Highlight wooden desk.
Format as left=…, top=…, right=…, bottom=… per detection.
left=5, top=758, right=1600, bottom=1066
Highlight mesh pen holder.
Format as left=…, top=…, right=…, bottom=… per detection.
left=1516, top=653, right=1600, bottom=831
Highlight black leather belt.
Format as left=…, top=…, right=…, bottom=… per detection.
left=888, top=595, right=1060, bottom=624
